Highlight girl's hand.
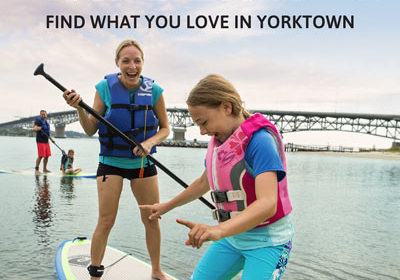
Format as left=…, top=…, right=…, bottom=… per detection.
left=139, top=203, right=169, bottom=220
left=63, top=89, right=82, bottom=108
left=176, top=219, right=224, bottom=249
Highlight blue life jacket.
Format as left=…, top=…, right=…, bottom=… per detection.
left=60, top=154, right=72, bottom=171
left=98, top=73, right=159, bottom=158
left=36, top=117, right=50, bottom=139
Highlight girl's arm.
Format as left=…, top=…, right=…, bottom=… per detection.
left=217, top=171, right=278, bottom=237
left=177, top=171, right=278, bottom=249
left=139, top=170, right=210, bottom=220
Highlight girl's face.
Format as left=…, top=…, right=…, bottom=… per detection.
left=188, top=102, right=239, bottom=143
left=115, top=45, right=143, bottom=90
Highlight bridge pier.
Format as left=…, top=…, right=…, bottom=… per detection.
left=172, top=127, right=186, bottom=141
left=55, top=123, right=66, bottom=138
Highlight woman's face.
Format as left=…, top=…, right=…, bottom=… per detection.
left=116, top=45, right=143, bottom=90
left=188, top=102, right=237, bottom=143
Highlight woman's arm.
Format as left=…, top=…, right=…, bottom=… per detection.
left=63, top=90, right=105, bottom=136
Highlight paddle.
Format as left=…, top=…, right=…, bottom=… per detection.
left=34, top=63, right=215, bottom=210
left=42, top=131, right=66, bottom=155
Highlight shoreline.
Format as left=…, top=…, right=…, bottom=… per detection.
left=294, top=151, right=400, bottom=161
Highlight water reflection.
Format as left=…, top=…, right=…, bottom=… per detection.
left=60, top=176, right=76, bottom=201
left=32, top=175, right=53, bottom=246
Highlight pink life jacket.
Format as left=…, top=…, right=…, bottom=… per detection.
left=205, top=113, right=292, bottom=228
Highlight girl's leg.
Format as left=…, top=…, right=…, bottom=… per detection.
left=241, top=240, right=292, bottom=280
left=191, top=239, right=243, bottom=280
left=73, top=168, right=82, bottom=175
left=131, top=175, right=170, bottom=280
left=90, top=175, right=123, bottom=279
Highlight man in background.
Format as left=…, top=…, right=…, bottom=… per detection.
left=33, top=110, right=54, bottom=174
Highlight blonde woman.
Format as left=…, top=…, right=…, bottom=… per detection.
left=63, top=39, right=171, bottom=280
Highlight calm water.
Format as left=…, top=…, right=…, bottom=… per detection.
left=0, top=136, right=399, bottom=280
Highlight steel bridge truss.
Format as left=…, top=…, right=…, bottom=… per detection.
left=1, top=109, right=399, bottom=141
left=263, top=110, right=400, bottom=140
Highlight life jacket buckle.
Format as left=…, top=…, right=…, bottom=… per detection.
left=210, top=190, right=229, bottom=203
left=210, top=190, right=245, bottom=203
left=211, top=209, right=231, bottom=222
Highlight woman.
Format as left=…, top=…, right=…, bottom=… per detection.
left=140, top=74, right=294, bottom=280
left=63, top=39, right=171, bottom=280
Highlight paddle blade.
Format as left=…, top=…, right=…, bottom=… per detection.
left=34, top=63, right=45, bottom=76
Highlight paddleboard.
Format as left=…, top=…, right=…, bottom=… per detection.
left=0, top=169, right=96, bottom=178
left=62, top=173, right=96, bottom=178
left=35, top=171, right=96, bottom=178
left=55, top=237, right=178, bottom=280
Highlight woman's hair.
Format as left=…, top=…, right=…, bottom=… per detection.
left=186, top=74, right=250, bottom=119
left=115, top=39, right=144, bottom=61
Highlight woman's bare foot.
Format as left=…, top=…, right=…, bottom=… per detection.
left=152, top=271, right=174, bottom=280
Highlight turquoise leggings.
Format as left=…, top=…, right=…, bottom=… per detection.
left=190, top=239, right=292, bottom=280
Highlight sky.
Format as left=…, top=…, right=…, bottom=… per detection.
left=0, top=0, right=399, bottom=148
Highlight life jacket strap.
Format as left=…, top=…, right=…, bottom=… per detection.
left=98, top=126, right=158, bottom=138
left=99, top=140, right=131, bottom=150
left=110, top=104, right=153, bottom=111
left=211, top=209, right=240, bottom=222
left=210, top=190, right=245, bottom=203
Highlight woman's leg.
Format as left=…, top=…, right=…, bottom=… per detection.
left=131, top=175, right=170, bottom=279
left=90, top=175, right=123, bottom=279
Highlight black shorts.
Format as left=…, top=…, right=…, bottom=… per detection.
left=96, top=162, right=157, bottom=180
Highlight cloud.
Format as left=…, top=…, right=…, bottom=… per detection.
left=0, top=0, right=399, bottom=126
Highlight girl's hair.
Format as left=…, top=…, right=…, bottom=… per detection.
left=115, top=39, right=144, bottom=61
left=186, top=74, right=251, bottom=119
left=68, top=149, right=74, bottom=154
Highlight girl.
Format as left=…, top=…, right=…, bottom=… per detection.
left=141, top=74, right=294, bottom=280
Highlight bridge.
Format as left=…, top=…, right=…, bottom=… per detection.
left=1, top=108, right=399, bottom=142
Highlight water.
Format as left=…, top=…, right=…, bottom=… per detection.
left=0, top=136, right=399, bottom=280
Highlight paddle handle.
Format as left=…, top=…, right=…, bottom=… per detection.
left=35, top=64, right=215, bottom=210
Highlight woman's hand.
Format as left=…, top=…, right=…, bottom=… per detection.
left=176, top=219, right=224, bottom=249
left=139, top=202, right=171, bottom=220
left=63, top=89, right=82, bottom=108
left=133, top=139, right=154, bottom=157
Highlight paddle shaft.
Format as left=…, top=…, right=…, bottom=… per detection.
left=37, top=67, right=215, bottom=210
left=41, top=130, right=66, bottom=155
